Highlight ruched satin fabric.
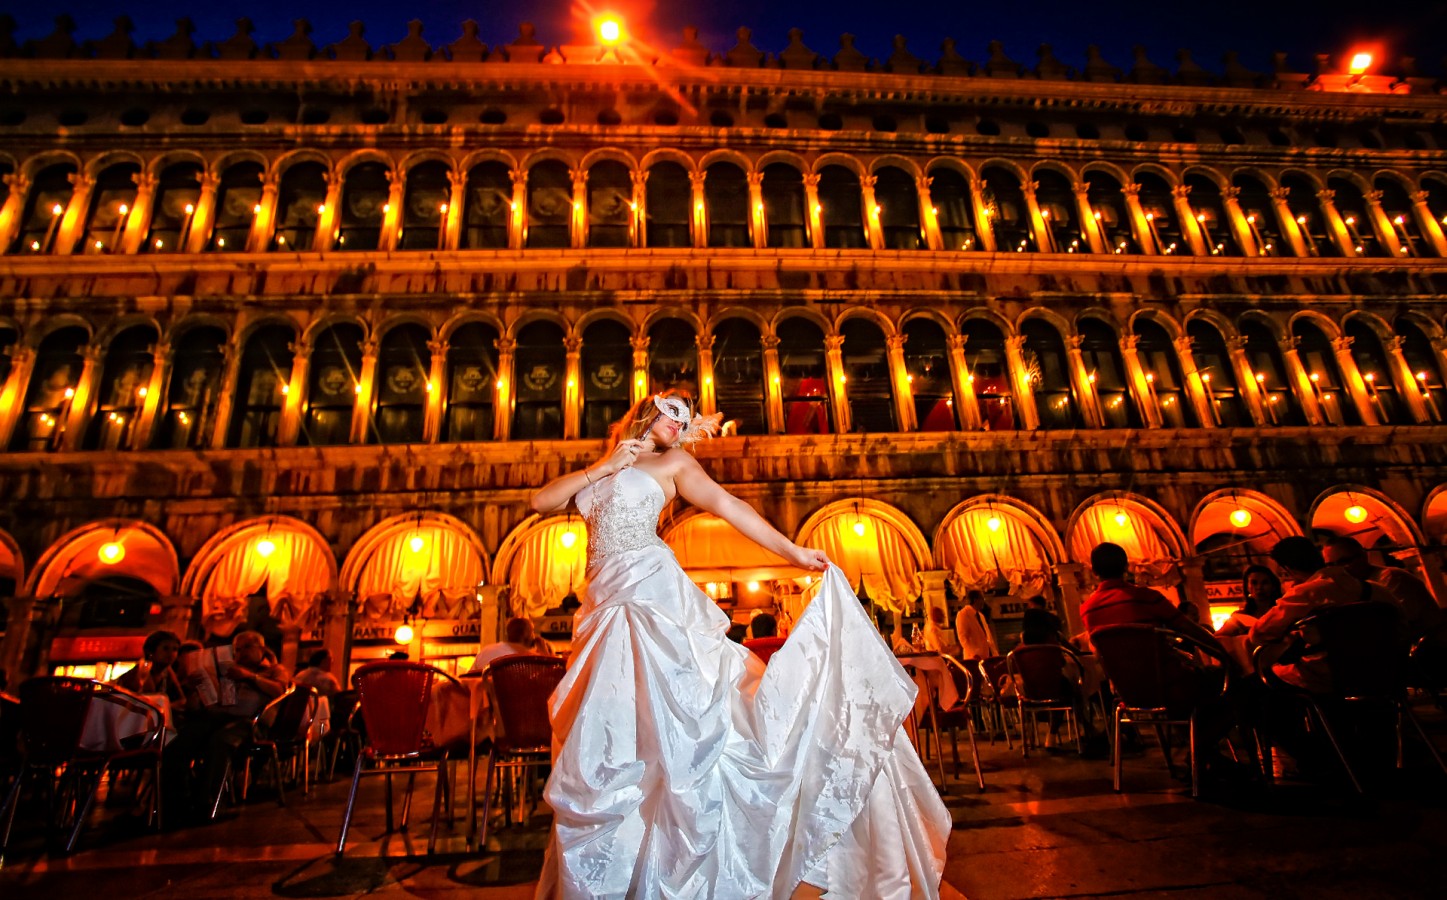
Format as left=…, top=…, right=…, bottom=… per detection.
left=536, top=469, right=950, bottom=899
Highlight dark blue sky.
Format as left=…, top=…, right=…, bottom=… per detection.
left=3, top=1, right=1444, bottom=77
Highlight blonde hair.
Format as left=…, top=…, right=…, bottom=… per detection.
left=607, top=390, right=694, bottom=450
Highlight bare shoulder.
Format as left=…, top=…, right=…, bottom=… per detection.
left=660, top=447, right=705, bottom=474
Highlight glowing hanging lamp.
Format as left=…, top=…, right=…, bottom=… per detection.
left=1344, top=504, right=1369, bottom=524
left=255, top=538, right=277, bottom=558
left=98, top=541, right=126, bottom=565
left=393, top=621, right=415, bottom=644
left=986, top=515, right=1003, bottom=532
left=1229, top=508, right=1253, bottom=529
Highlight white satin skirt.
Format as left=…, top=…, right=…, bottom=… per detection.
left=535, top=547, right=951, bottom=899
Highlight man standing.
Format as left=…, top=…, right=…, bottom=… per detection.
left=954, top=590, right=998, bottom=659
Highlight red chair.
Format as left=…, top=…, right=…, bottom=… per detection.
left=473, top=656, right=567, bottom=849
left=1090, top=624, right=1230, bottom=799
left=0, top=678, right=165, bottom=864
left=1006, top=644, right=1087, bottom=756
left=744, top=636, right=787, bottom=664
left=932, top=655, right=987, bottom=791
left=335, top=662, right=461, bottom=856
left=979, top=656, right=1016, bottom=748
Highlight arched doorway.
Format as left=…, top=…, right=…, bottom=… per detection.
left=1189, top=490, right=1302, bottom=627
left=184, top=517, right=335, bottom=644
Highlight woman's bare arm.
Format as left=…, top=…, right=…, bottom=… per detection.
left=671, top=452, right=828, bottom=571
left=530, top=440, right=651, bottom=514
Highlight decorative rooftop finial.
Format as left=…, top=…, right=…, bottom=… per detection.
left=984, top=40, right=1020, bottom=78
left=443, top=20, right=486, bottom=63
left=90, top=15, right=136, bottom=60
left=1083, top=44, right=1121, bottom=82
left=503, top=22, right=544, bottom=64
left=1175, top=49, right=1212, bottom=86
left=28, top=14, right=78, bottom=59
left=151, top=17, right=197, bottom=60
left=1128, top=45, right=1168, bottom=84
left=272, top=19, right=316, bottom=61
left=834, top=33, right=869, bottom=72
left=778, top=28, right=818, bottom=70
left=887, top=35, right=923, bottom=75
left=1035, top=44, right=1068, bottom=81
left=213, top=18, right=257, bottom=60
left=726, top=27, right=763, bottom=68
left=1221, top=50, right=1259, bottom=88
left=669, top=26, right=709, bottom=67
left=330, top=21, right=371, bottom=61
left=390, top=20, right=430, bottom=62
left=936, top=38, right=972, bottom=77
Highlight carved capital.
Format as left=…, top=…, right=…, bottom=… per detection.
left=1119, top=333, right=1140, bottom=351
left=130, top=171, right=159, bottom=193
left=288, top=337, right=313, bottom=357
left=67, top=172, right=96, bottom=192
left=1316, top=189, right=1336, bottom=202
left=823, top=335, right=846, bottom=352
left=1222, top=186, right=1242, bottom=201
left=1269, top=187, right=1291, bottom=201
left=1170, top=184, right=1192, bottom=201
left=1277, top=336, right=1301, bottom=353
left=860, top=175, right=878, bottom=191
left=80, top=343, right=106, bottom=364
left=1005, top=335, right=1027, bottom=352
left=1409, top=191, right=1430, bottom=206
left=360, top=339, right=379, bottom=359
left=885, top=333, right=908, bottom=352
left=1173, top=335, right=1198, bottom=354
left=694, top=333, right=716, bottom=352
left=563, top=335, right=583, bottom=353
left=947, top=334, right=968, bottom=352
left=629, top=335, right=651, bottom=353
left=1384, top=335, right=1405, bottom=353
left=803, top=173, right=822, bottom=190
left=916, top=175, right=934, bottom=192
left=1120, top=183, right=1141, bottom=198
left=509, top=169, right=526, bottom=187
left=2, top=173, right=30, bottom=193
left=426, top=339, right=449, bottom=356
left=689, top=172, right=708, bottom=190
left=1330, top=336, right=1355, bottom=354
left=1072, top=182, right=1091, bottom=197
left=447, top=170, right=467, bottom=190
left=1224, top=336, right=1247, bottom=353
left=494, top=337, right=517, bottom=355
left=198, top=171, right=220, bottom=191
left=761, top=334, right=781, bottom=351
left=746, top=171, right=765, bottom=189
left=1365, top=190, right=1385, bottom=205
left=1022, top=181, right=1039, bottom=196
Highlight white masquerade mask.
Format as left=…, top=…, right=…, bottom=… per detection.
left=651, top=395, right=723, bottom=447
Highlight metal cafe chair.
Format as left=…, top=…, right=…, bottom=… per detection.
left=1256, top=601, right=1447, bottom=794
left=978, top=656, right=1017, bottom=748
left=0, top=677, right=165, bottom=866
left=1090, top=624, right=1231, bottom=799
left=336, top=661, right=461, bottom=856
left=211, top=686, right=317, bottom=813
left=931, top=655, right=987, bottom=791
left=318, top=689, right=361, bottom=782
left=472, top=656, right=567, bottom=849
left=1005, top=644, right=1087, bottom=757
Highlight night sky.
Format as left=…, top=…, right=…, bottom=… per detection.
left=1, top=0, right=1444, bottom=77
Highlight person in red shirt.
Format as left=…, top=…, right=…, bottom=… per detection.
left=1081, top=543, right=1228, bottom=656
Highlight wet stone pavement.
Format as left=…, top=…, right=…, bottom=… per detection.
left=3, top=711, right=1446, bottom=899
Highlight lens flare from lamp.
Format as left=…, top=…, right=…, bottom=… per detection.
left=409, top=534, right=426, bottom=553
left=559, top=529, right=578, bottom=549
left=986, top=515, right=1003, bottom=532
left=255, top=538, right=277, bottom=558
left=1344, top=505, right=1369, bottom=524
left=852, top=520, right=867, bottom=537
left=1229, top=509, right=1253, bottom=529
left=598, top=17, right=623, bottom=44
left=1113, top=511, right=1130, bottom=528
left=1348, top=52, right=1372, bottom=75
left=98, top=542, right=125, bottom=564
left=746, top=581, right=760, bottom=593
left=393, top=623, right=415, bottom=644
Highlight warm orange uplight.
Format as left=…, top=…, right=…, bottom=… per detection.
left=98, top=542, right=125, bottom=564
left=747, top=581, right=761, bottom=593
left=255, top=538, right=277, bottom=558
left=393, top=623, right=415, bottom=644
left=598, top=16, right=623, bottom=45
left=1344, top=504, right=1369, bottom=524
left=1229, top=508, right=1253, bottom=529
left=1348, top=52, right=1373, bottom=75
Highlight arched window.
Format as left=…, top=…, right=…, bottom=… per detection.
left=1423, top=177, right=1447, bottom=245
left=1280, top=174, right=1340, bottom=257
left=840, top=319, right=897, bottom=432
left=228, top=324, right=294, bottom=448
left=648, top=318, right=698, bottom=397
left=762, top=163, right=808, bottom=248
left=982, top=166, right=1033, bottom=252
left=903, top=318, right=955, bottom=430
left=1240, top=320, right=1305, bottom=426
left=1374, top=176, right=1425, bottom=258
left=874, top=167, right=923, bottom=250
left=711, top=318, right=766, bottom=434
left=586, top=160, right=633, bottom=248
left=302, top=324, right=363, bottom=445
left=1134, top=172, right=1183, bottom=255
left=373, top=324, right=430, bottom=443
left=398, top=161, right=450, bottom=250
left=1085, top=171, right=1135, bottom=254
left=1231, top=173, right=1285, bottom=257
left=209, top=161, right=262, bottom=252
left=1395, top=317, right=1444, bottom=422
left=1021, top=319, right=1081, bottom=428
left=144, top=162, right=203, bottom=253
left=462, top=161, right=511, bottom=249
left=1033, top=170, right=1084, bottom=253
left=159, top=325, right=226, bottom=449
left=526, top=161, right=572, bottom=249
left=10, top=326, right=86, bottom=451
left=1327, top=177, right=1383, bottom=257
left=705, top=162, right=750, bottom=248
left=1183, top=174, right=1243, bottom=256
left=1344, top=319, right=1409, bottom=424
left=929, top=168, right=978, bottom=251
left=818, top=165, right=866, bottom=249
left=777, top=318, right=832, bottom=434
left=273, top=162, right=326, bottom=250
left=1079, top=319, right=1140, bottom=427
left=513, top=320, right=565, bottom=439
left=581, top=319, right=632, bottom=439
left=1133, top=320, right=1196, bottom=427
left=83, top=325, right=157, bottom=450
left=12, top=163, right=76, bottom=253
left=1292, top=319, right=1359, bottom=425
left=645, top=162, right=691, bottom=248
left=337, top=162, right=388, bottom=251
left=82, top=163, right=140, bottom=255
left=1185, top=320, right=1247, bottom=427
left=443, top=323, right=499, bottom=441
left=961, top=319, right=1015, bottom=430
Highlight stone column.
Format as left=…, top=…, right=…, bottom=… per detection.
left=424, top=339, right=448, bottom=442
left=444, top=170, right=466, bottom=250
left=969, top=178, right=998, bottom=252
left=119, top=172, right=158, bottom=255
left=885, top=333, right=916, bottom=431
left=1331, top=335, right=1380, bottom=426
left=1226, top=336, right=1270, bottom=427
left=59, top=343, right=105, bottom=450
left=690, top=171, right=708, bottom=249
left=1074, top=182, right=1106, bottom=254
left=762, top=334, right=785, bottom=434
left=312, top=172, right=343, bottom=252
left=184, top=171, right=220, bottom=253
left=1022, top=181, right=1053, bottom=252
left=0, top=173, right=29, bottom=251
left=1172, top=184, right=1207, bottom=256
left=158, top=593, right=195, bottom=643
left=1316, top=189, right=1358, bottom=257
left=1117, top=333, right=1160, bottom=427
left=208, top=342, right=243, bottom=448
left=917, top=176, right=942, bottom=251
left=747, top=171, right=766, bottom=248
left=824, top=334, right=851, bottom=434
left=349, top=339, right=379, bottom=444
left=1271, top=187, right=1310, bottom=257
left=1120, top=184, right=1158, bottom=255
left=1365, top=190, right=1408, bottom=257
left=1178, top=558, right=1211, bottom=623
left=54, top=172, right=96, bottom=255
left=1065, top=335, right=1104, bottom=427
left=1383, top=335, right=1431, bottom=423
left=247, top=174, right=280, bottom=252
left=570, top=167, right=588, bottom=249
left=1279, top=337, right=1326, bottom=425
left=1004, top=335, right=1040, bottom=429
left=494, top=337, right=516, bottom=441
left=630, top=335, right=651, bottom=404
left=1053, top=563, right=1087, bottom=640
left=1172, top=336, right=1216, bottom=428
left=129, top=341, right=170, bottom=450
left=946, top=334, right=981, bottom=430
left=630, top=171, right=645, bottom=247
left=563, top=335, right=582, bottom=440
left=861, top=174, right=884, bottom=250
left=0, top=596, right=36, bottom=687
left=1410, top=191, right=1447, bottom=258
left=380, top=170, right=406, bottom=251
left=696, top=333, right=718, bottom=416
left=276, top=336, right=312, bottom=446
left=0, top=345, right=37, bottom=448
left=508, top=169, right=527, bottom=249
left=1221, top=186, right=1259, bottom=256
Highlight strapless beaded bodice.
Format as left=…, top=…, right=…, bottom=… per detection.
left=576, top=467, right=667, bottom=569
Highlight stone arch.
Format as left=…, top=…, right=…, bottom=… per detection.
left=302, top=312, right=371, bottom=347
left=933, top=494, right=1068, bottom=566
left=795, top=498, right=932, bottom=612
left=1180, top=165, right=1231, bottom=190
left=835, top=306, right=897, bottom=337
left=1028, top=159, right=1080, bottom=182
left=520, top=148, right=580, bottom=171
left=958, top=307, right=1017, bottom=338
left=83, top=150, right=146, bottom=179
left=1286, top=309, right=1344, bottom=341
left=1423, top=485, right=1447, bottom=543
left=20, top=150, right=83, bottom=181
left=340, top=512, right=490, bottom=620
left=1236, top=309, right=1287, bottom=342
left=1277, top=167, right=1326, bottom=193
left=1396, top=310, right=1444, bottom=341
left=396, top=148, right=456, bottom=176
left=641, top=306, right=705, bottom=335
left=1340, top=310, right=1396, bottom=342
left=706, top=307, right=770, bottom=334
left=898, top=307, right=957, bottom=336
left=269, top=148, right=334, bottom=181
left=698, top=149, right=753, bottom=173
left=1368, top=168, right=1416, bottom=193
left=146, top=149, right=208, bottom=180
left=439, top=310, right=506, bottom=343
left=94, top=317, right=162, bottom=355
left=1182, top=308, right=1241, bottom=341
left=924, top=157, right=977, bottom=183
left=1079, top=160, right=1132, bottom=183
left=1127, top=162, right=1179, bottom=185
left=770, top=306, right=833, bottom=335
left=1323, top=168, right=1372, bottom=195
left=578, top=147, right=640, bottom=171
left=812, top=152, right=867, bottom=178
left=491, top=513, right=588, bottom=618
left=0, top=528, right=25, bottom=594
left=505, top=308, right=571, bottom=341
left=234, top=314, right=303, bottom=348
left=25, top=314, right=93, bottom=349
left=1308, top=485, right=1425, bottom=549
left=212, top=149, right=270, bottom=180
left=1065, top=490, right=1190, bottom=567
left=1074, top=307, right=1127, bottom=332
left=458, top=148, right=521, bottom=172
left=868, top=155, right=924, bottom=179
left=638, top=148, right=698, bottom=174
left=977, top=157, right=1031, bottom=183
left=1127, top=308, right=1186, bottom=340
left=26, top=519, right=180, bottom=599
left=334, top=148, right=397, bottom=179
left=181, top=515, right=337, bottom=630
left=163, top=314, right=233, bottom=346
left=1189, top=488, right=1303, bottom=550
left=374, top=313, right=439, bottom=344
left=574, top=307, right=637, bottom=339
left=1228, top=166, right=1281, bottom=191
left=1015, top=306, right=1076, bottom=338
left=755, top=149, right=811, bottom=173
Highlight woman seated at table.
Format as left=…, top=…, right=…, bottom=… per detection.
left=114, top=630, right=188, bottom=705
left=1216, top=565, right=1282, bottom=638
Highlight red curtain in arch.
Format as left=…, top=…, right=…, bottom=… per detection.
left=1070, top=506, right=1177, bottom=584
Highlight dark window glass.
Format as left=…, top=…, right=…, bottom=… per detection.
left=929, top=169, right=978, bottom=251
left=1021, top=319, right=1082, bottom=429
left=463, top=162, right=512, bottom=249
left=645, top=162, right=691, bottom=248
left=1327, top=178, right=1383, bottom=258
left=762, top=163, right=808, bottom=248
left=962, top=320, right=1015, bottom=431
left=818, top=166, right=866, bottom=249
left=83, top=326, right=157, bottom=450
left=1396, top=318, right=1445, bottom=422
left=587, top=161, right=633, bottom=248
left=373, top=324, right=430, bottom=443
left=648, top=319, right=698, bottom=397
left=903, top=318, right=956, bottom=431
left=444, top=323, right=499, bottom=441
left=875, top=167, right=924, bottom=250
left=1345, top=319, right=1409, bottom=424
left=712, top=319, right=766, bottom=435
left=144, top=163, right=203, bottom=254
left=337, top=162, right=389, bottom=251
left=398, top=161, right=450, bottom=251
left=160, top=326, right=226, bottom=448
left=983, top=167, right=1034, bottom=252
left=1085, top=171, right=1136, bottom=254
left=274, top=162, right=326, bottom=250
left=513, top=321, right=565, bottom=439
left=841, top=319, right=897, bottom=432
left=81, top=163, right=140, bottom=255
left=777, top=318, right=832, bottom=434
left=1280, top=174, right=1340, bottom=257
left=1134, top=172, right=1183, bottom=255
left=1232, top=174, right=1285, bottom=257
left=10, top=326, right=86, bottom=451
left=581, top=320, right=632, bottom=439
left=228, top=324, right=294, bottom=447
left=302, top=324, right=363, bottom=445
left=705, top=162, right=750, bottom=248
left=1184, top=174, right=1243, bottom=257
left=1186, top=320, right=1248, bottom=427
left=210, top=162, right=263, bottom=252
left=1034, top=170, right=1084, bottom=254
left=1241, top=320, right=1305, bottom=426
left=1133, top=320, right=1196, bottom=427
left=1293, top=320, right=1359, bottom=425
left=526, top=161, right=572, bottom=249
left=12, top=163, right=76, bottom=254
left=1373, top=177, right=1425, bottom=258
left=1079, top=319, right=1140, bottom=428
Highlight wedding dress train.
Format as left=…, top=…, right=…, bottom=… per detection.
left=536, top=466, right=951, bottom=899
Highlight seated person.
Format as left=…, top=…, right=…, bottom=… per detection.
left=293, top=648, right=343, bottom=697
left=743, top=613, right=787, bottom=663
left=922, top=606, right=961, bottom=656
left=1019, top=595, right=1065, bottom=646
left=1323, top=536, right=1447, bottom=647
left=114, top=629, right=189, bottom=705
left=467, top=616, right=555, bottom=675
left=1081, top=543, right=1228, bottom=656
left=1217, top=566, right=1282, bottom=637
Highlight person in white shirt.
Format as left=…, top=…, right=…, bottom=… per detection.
left=467, top=616, right=555, bottom=675
left=294, top=648, right=343, bottom=697
left=954, top=590, right=999, bottom=659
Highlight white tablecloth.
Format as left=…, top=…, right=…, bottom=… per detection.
left=895, top=652, right=961, bottom=719
left=79, top=692, right=172, bottom=752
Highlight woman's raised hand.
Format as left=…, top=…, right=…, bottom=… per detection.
left=602, top=438, right=651, bottom=474
left=790, top=545, right=831, bottom=572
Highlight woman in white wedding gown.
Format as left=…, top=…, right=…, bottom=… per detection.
left=530, top=393, right=950, bottom=899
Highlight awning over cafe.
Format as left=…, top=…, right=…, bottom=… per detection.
left=664, top=513, right=799, bottom=583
